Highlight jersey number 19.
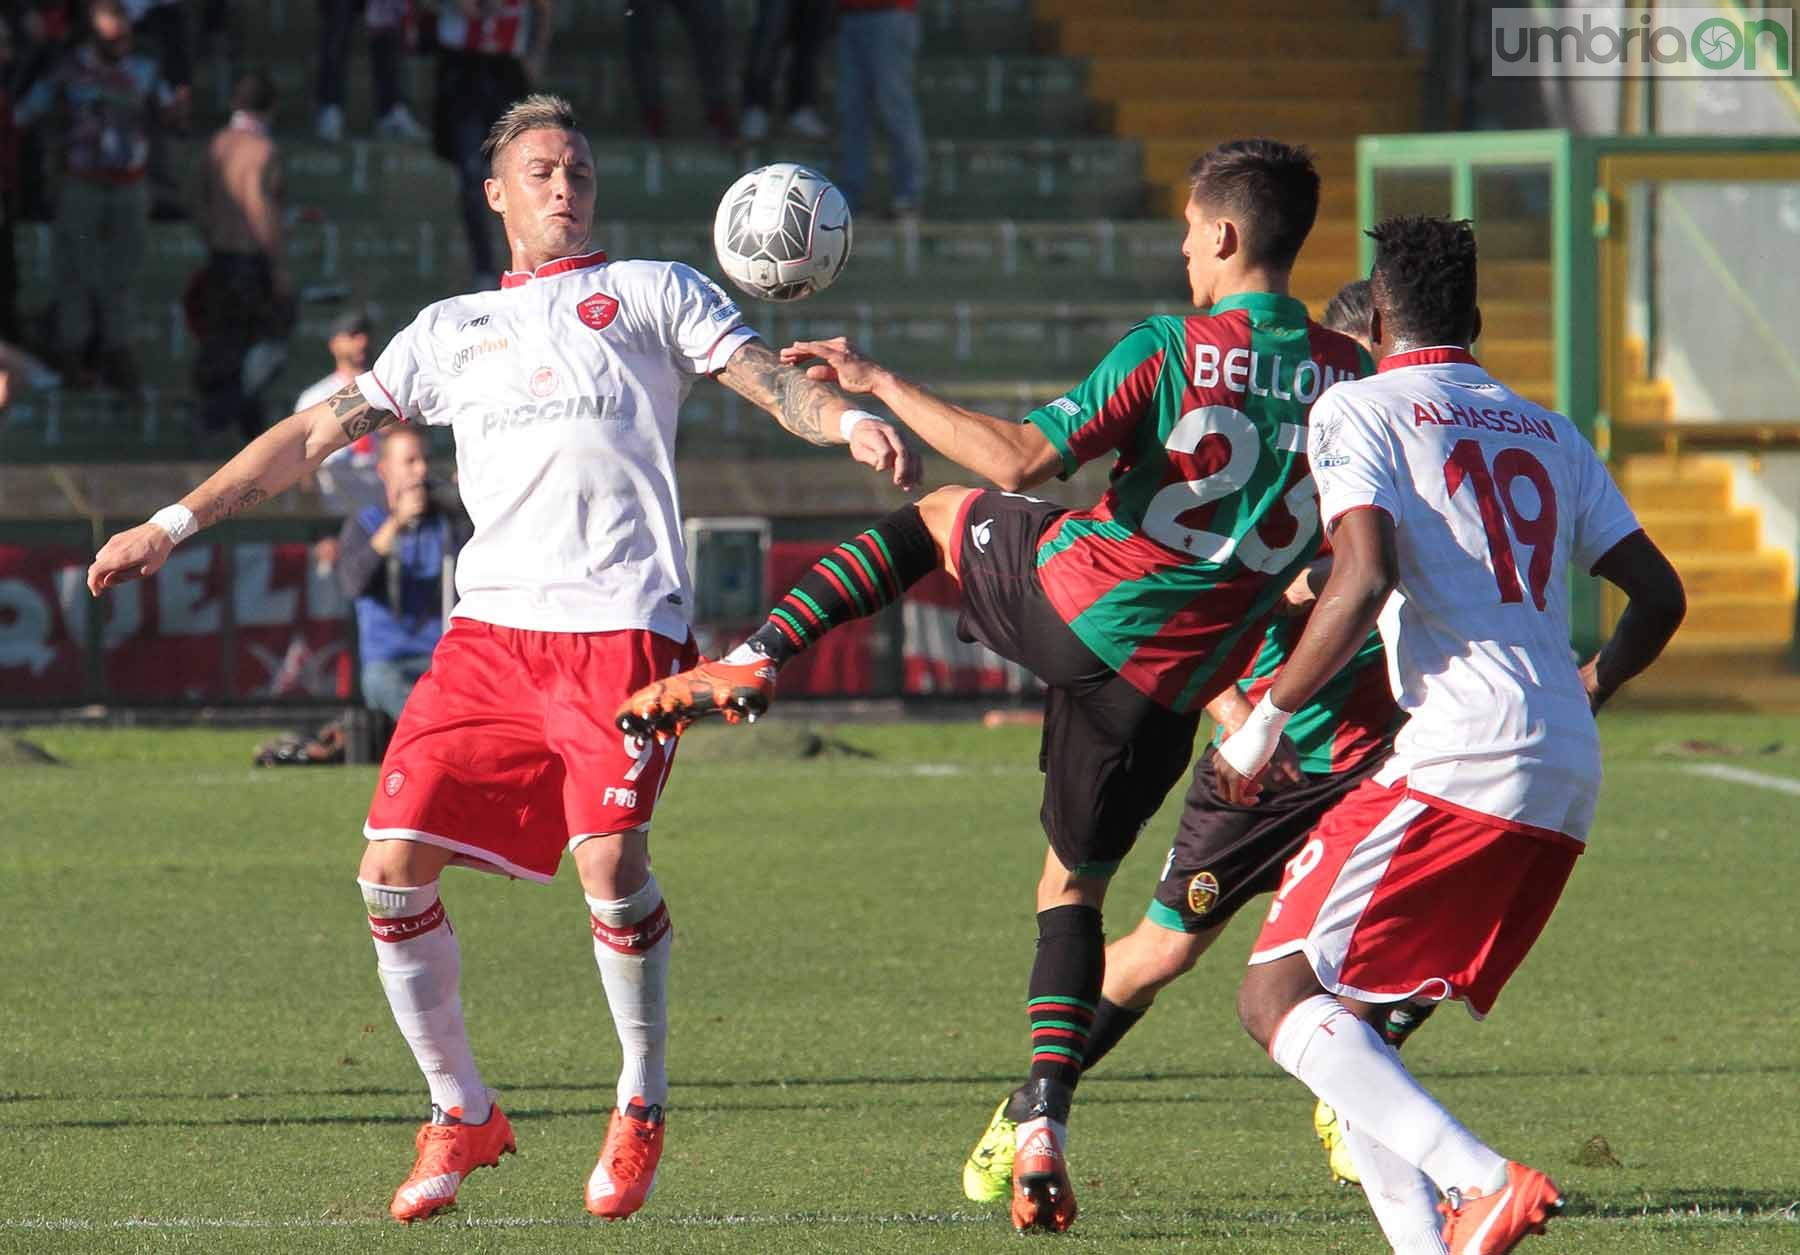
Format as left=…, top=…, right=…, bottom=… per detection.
left=1444, top=438, right=1558, bottom=612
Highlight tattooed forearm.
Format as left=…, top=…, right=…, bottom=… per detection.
left=327, top=383, right=400, bottom=443
left=716, top=340, right=838, bottom=445
left=193, top=483, right=269, bottom=527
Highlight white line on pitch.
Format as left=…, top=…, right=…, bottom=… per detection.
left=1680, top=763, right=1800, bottom=797
left=0, top=1213, right=991, bottom=1231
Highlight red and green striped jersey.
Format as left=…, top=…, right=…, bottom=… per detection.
left=1230, top=622, right=1403, bottom=774
left=1025, top=292, right=1370, bottom=712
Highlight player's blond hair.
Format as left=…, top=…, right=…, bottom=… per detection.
left=481, top=94, right=582, bottom=172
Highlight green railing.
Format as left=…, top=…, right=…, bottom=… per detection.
left=1357, top=130, right=1800, bottom=650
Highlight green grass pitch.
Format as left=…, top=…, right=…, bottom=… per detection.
left=2, top=712, right=1797, bottom=1253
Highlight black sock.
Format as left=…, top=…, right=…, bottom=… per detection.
left=747, top=503, right=938, bottom=665
left=1074, top=996, right=1146, bottom=1073
left=1009, top=1074, right=1072, bottom=1126
left=1025, top=904, right=1105, bottom=1092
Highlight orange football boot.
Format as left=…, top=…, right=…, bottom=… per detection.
left=585, top=1100, right=666, bottom=1220
left=614, top=656, right=777, bottom=738
left=1440, top=1161, right=1565, bottom=1254
left=1010, top=1117, right=1078, bottom=1234
left=389, top=1103, right=516, bottom=1223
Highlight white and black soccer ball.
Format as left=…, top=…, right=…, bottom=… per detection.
left=713, top=163, right=853, bottom=302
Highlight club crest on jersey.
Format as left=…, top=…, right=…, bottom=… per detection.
left=1187, top=871, right=1220, bottom=917
left=577, top=292, right=619, bottom=331
left=384, top=770, right=406, bottom=797
left=529, top=365, right=559, bottom=397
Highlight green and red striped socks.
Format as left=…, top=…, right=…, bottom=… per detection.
left=1026, top=905, right=1105, bottom=1090
left=742, top=504, right=939, bottom=666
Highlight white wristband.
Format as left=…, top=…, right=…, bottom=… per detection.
left=1216, top=692, right=1294, bottom=779
left=148, top=504, right=197, bottom=546
left=839, top=408, right=879, bottom=442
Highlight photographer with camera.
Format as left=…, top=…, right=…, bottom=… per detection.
left=335, top=425, right=468, bottom=721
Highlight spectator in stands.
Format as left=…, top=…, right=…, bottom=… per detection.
left=124, top=0, right=192, bottom=220
left=8, top=3, right=80, bottom=92
left=190, top=68, right=293, bottom=442
left=432, top=0, right=551, bottom=286
left=14, top=0, right=178, bottom=390
left=625, top=0, right=733, bottom=143
left=299, top=309, right=385, bottom=518
left=316, top=0, right=429, bottom=143
left=0, top=16, right=20, bottom=343
left=335, top=425, right=468, bottom=721
left=124, top=0, right=189, bottom=91
left=835, top=0, right=926, bottom=220
left=739, top=0, right=829, bottom=143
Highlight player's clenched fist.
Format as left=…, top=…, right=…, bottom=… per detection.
left=88, top=523, right=177, bottom=595
left=847, top=418, right=921, bottom=491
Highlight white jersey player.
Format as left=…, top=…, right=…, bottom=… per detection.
left=87, top=93, right=918, bottom=1225
left=1215, top=216, right=1685, bottom=1255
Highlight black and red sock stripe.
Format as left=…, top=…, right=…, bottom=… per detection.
left=1028, top=995, right=1097, bottom=1077
left=750, top=504, right=938, bottom=664
left=1025, top=904, right=1106, bottom=1090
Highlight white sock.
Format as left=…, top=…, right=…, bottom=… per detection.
left=359, top=879, right=489, bottom=1123
left=587, top=875, right=672, bottom=1112
left=721, top=639, right=768, bottom=666
left=1343, top=1119, right=1449, bottom=1254
left=1015, top=1115, right=1069, bottom=1157
left=1270, top=995, right=1505, bottom=1197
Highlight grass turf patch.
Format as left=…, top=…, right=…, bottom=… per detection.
left=1, top=713, right=1796, bottom=1252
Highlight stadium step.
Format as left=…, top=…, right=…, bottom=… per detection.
left=264, top=53, right=1097, bottom=143
left=242, top=0, right=1039, bottom=52
left=1042, top=18, right=1408, bottom=59
left=1620, top=380, right=1677, bottom=422
left=1110, top=98, right=1419, bottom=140
left=1668, top=594, right=1795, bottom=639
left=1619, top=454, right=1795, bottom=653
left=1479, top=261, right=1554, bottom=301
left=200, top=137, right=1150, bottom=222
left=1034, top=0, right=1379, bottom=20
left=95, top=219, right=1215, bottom=309
left=1617, top=455, right=1733, bottom=511
left=1143, top=139, right=1359, bottom=183
left=1636, top=508, right=1761, bottom=553
left=1084, top=57, right=1420, bottom=102
left=1477, top=340, right=1555, bottom=380
left=1654, top=552, right=1795, bottom=600
left=1475, top=301, right=1553, bottom=342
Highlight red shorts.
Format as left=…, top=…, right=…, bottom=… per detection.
left=364, top=619, right=698, bottom=882
left=1247, top=777, right=1580, bottom=1017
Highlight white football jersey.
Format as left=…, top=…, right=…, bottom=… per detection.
left=1308, top=347, right=1641, bottom=843
left=356, top=249, right=755, bottom=639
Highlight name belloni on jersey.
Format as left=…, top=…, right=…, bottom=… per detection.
left=353, top=250, right=755, bottom=641
left=1023, top=293, right=1370, bottom=713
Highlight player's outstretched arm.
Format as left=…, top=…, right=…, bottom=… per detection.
left=86, top=385, right=399, bottom=595
left=1581, top=530, right=1686, bottom=711
left=780, top=337, right=1062, bottom=492
left=1215, top=507, right=1398, bottom=805
left=716, top=338, right=920, bottom=490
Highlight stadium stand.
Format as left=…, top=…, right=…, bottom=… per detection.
left=2, top=0, right=1795, bottom=703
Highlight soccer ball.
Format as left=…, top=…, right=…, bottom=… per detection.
left=713, top=163, right=853, bottom=302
